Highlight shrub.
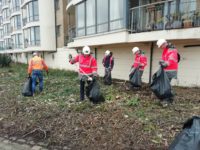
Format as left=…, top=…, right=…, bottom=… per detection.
left=0, top=54, right=12, bottom=67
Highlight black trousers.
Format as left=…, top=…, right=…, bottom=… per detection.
left=80, top=79, right=92, bottom=100
left=80, top=80, right=85, bottom=100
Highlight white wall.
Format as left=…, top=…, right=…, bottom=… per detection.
left=38, top=0, right=56, bottom=51
left=10, top=42, right=200, bottom=87
left=44, top=48, right=77, bottom=71
left=95, top=44, right=151, bottom=83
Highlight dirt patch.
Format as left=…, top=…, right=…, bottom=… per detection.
left=0, top=64, right=200, bottom=149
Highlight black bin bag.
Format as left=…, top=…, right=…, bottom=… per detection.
left=169, top=116, right=200, bottom=150
left=22, top=77, right=33, bottom=96
left=86, top=80, right=105, bottom=104
left=129, top=67, right=141, bottom=87
left=150, top=67, right=173, bottom=99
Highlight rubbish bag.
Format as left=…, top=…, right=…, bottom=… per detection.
left=22, top=77, right=33, bottom=96
left=129, top=67, right=141, bottom=87
left=86, top=80, right=105, bottom=104
left=150, top=67, right=173, bottom=99
left=104, top=68, right=112, bottom=85
left=169, top=116, right=200, bottom=150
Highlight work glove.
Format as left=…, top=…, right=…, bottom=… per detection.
left=68, top=54, right=72, bottom=61
left=28, top=74, right=31, bottom=78
left=88, top=77, right=93, bottom=81
left=159, top=60, right=168, bottom=68
left=139, top=64, right=143, bottom=68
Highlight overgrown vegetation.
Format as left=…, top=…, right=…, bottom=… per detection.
left=0, top=54, right=12, bottom=67
left=0, top=63, right=200, bottom=149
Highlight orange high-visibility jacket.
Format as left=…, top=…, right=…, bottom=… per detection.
left=28, top=56, right=48, bottom=74
left=162, top=47, right=178, bottom=71
left=132, top=53, right=147, bottom=71
left=70, top=54, right=97, bottom=76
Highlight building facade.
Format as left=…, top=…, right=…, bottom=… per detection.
left=66, top=0, right=200, bottom=86
left=0, top=0, right=200, bottom=87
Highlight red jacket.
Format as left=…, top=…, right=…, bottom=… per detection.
left=132, top=53, right=147, bottom=71
left=162, top=47, right=178, bottom=71
left=70, top=54, right=97, bottom=76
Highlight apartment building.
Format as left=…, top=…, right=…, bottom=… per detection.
left=0, top=0, right=56, bottom=62
left=66, top=0, right=200, bottom=86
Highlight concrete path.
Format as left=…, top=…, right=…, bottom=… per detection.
left=0, top=137, right=47, bottom=150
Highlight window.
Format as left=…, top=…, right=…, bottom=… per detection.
left=75, top=0, right=126, bottom=37
left=86, top=0, right=95, bottom=34
left=110, top=0, right=124, bottom=30
left=0, top=29, right=3, bottom=38
left=56, top=25, right=61, bottom=37
left=97, top=0, right=108, bottom=33
left=77, top=2, right=85, bottom=36
left=3, top=23, right=11, bottom=36
left=11, top=34, right=22, bottom=48
left=22, top=0, right=39, bottom=25
left=10, top=15, right=21, bottom=31
left=11, top=0, right=20, bottom=13
left=55, top=0, right=59, bottom=10
left=2, top=8, right=10, bottom=21
left=24, top=26, right=40, bottom=47
left=0, top=41, right=4, bottom=50
left=4, top=38, right=12, bottom=49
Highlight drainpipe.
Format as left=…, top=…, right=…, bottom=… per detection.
left=149, top=42, right=154, bottom=84
left=54, top=0, right=57, bottom=52
left=94, top=48, right=97, bottom=59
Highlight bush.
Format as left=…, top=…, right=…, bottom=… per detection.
left=0, top=54, right=12, bottom=67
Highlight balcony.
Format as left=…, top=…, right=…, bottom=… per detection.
left=10, top=6, right=20, bottom=14
left=129, top=1, right=200, bottom=33
left=24, top=40, right=40, bottom=48
left=65, top=26, right=76, bottom=45
left=22, top=15, right=39, bottom=26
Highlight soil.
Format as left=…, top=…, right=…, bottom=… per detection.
left=0, top=64, right=200, bottom=150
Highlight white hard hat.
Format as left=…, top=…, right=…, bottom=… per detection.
left=33, top=52, right=38, bottom=56
left=82, top=46, right=91, bottom=55
left=132, top=47, right=139, bottom=54
left=105, top=50, right=110, bottom=56
left=157, top=39, right=167, bottom=48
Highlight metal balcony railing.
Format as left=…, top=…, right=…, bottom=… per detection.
left=65, top=26, right=76, bottom=45
left=10, top=6, right=20, bottom=14
left=129, top=0, right=200, bottom=33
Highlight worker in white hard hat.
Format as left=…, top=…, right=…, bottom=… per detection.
left=102, top=50, right=114, bottom=85
left=129, top=47, right=147, bottom=88
left=69, top=46, right=98, bottom=101
left=156, top=39, right=179, bottom=106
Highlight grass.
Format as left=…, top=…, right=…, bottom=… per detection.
left=0, top=63, right=200, bottom=149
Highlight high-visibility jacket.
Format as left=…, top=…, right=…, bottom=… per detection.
left=70, top=54, right=97, bottom=76
left=132, top=53, right=147, bottom=71
left=161, top=47, right=178, bottom=71
left=102, top=55, right=114, bottom=70
left=28, top=56, right=48, bottom=74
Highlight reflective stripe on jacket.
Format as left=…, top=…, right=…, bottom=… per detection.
left=28, top=56, right=48, bottom=74
left=70, top=54, right=97, bottom=75
left=162, top=47, right=178, bottom=71
left=133, top=54, right=147, bottom=71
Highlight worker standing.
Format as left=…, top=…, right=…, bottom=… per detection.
left=156, top=39, right=179, bottom=106
left=28, top=52, right=48, bottom=95
left=129, top=47, right=147, bottom=88
left=69, top=46, right=98, bottom=101
left=102, top=50, right=114, bottom=85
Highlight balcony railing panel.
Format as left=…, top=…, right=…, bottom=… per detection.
left=129, top=0, right=200, bottom=33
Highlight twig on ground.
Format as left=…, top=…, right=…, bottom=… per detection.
left=23, top=126, right=47, bottom=139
